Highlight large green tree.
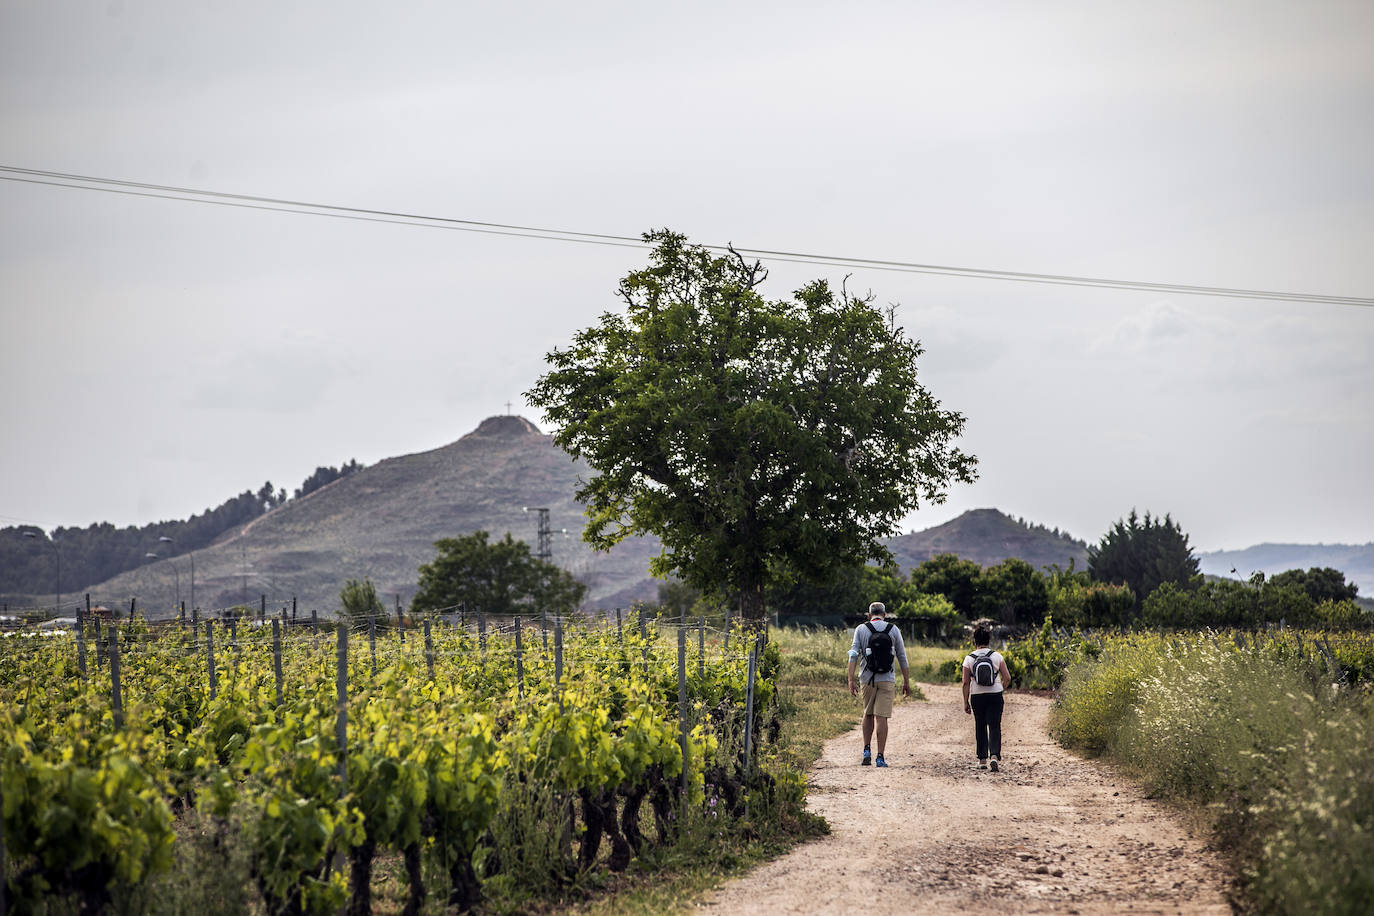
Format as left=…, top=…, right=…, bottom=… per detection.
left=908, top=553, right=983, bottom=619
left=1087, top=510, right=1199, bottom=611
left=411, top=531, right=586, bottom=616
left=526, top=230, right=976, bottom=624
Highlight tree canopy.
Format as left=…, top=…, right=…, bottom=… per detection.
left=411, top=530, right=586, bottom=617
left=1087, top=510, right=1200, bottom=611
left=525, top=230, right=976, bottom=623
left=339, top=577, right=385, bottom=622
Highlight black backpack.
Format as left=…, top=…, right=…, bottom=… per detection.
left=971, top=648, right=998, bottom=687
left=864, top=621, right=895, bottom=676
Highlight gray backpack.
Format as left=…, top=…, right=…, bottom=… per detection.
left=971, top=648, right=998, bottom=687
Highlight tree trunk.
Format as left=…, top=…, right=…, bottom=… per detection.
left=346, top=838, right=376, bottom=916
left=739, top=583, right=767, bottom=630
left=577, top=788, right=605, bottom=871
left=400, top=842, right=424, bottom=916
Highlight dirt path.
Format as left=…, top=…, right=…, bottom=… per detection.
left=698, top=684, right=1233, bottom=915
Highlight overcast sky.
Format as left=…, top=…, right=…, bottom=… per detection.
left=3, top=0, right=1372, bottom=555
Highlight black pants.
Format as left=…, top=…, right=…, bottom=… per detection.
left=970, top=692, right=1004, bottom=760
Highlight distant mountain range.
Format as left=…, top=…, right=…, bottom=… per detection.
left=25, top=415, right=1371, bottom=616
left=1199, top=544, right=1374, bottom=597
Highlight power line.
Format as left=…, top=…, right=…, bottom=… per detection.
left=2, top=164, right=1370, bottom=308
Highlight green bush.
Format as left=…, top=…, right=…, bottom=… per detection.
left=1052, top=632, right=1374, bottom=915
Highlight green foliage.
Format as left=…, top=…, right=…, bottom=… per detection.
left=1143, top=577, right=1371, bottom=629
left=293, top=459, right=362, bottom=500
left=1052, top=631, right=1374, bottom=915
left=893, top=591, right=959, bottom=622
left=525, top=229, right=976, bottom=622
left=1267, top=566, right=1359, bottom=603
left=975, top=557, right=1049, bottom=625
left=1087, top=510, right=1200, bottom=614
left=0, top=618, right=793, bottom=913
left=769, top=562, right=906, bottom=618
left=411, top=529, right=586, bottom=615
left=1047, top=568, right=1136, bottom=628
left=907, top=553, right=982, bottom=618
left=338, top=577, right=384, bottom=622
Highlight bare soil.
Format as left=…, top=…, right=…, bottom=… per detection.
left=698, top=684, right=1234, bottom=915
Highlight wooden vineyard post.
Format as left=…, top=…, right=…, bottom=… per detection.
left=191, top=607, right=199, bottom=651
left=206, top=621, right=218, bottom=701
left=514, top=617, right=525, bottom=699
left=724, top=606, right=730, bottom=651
left=272, top=619, right=284, bottom=707
left=424, top=618, right=434, bottom=679
left=108, top=629, right=124, bottom=731
left=229, top=618, right=240, bottom=680
left=554, top=617, right=564, bottom=713
left=311, top=607, right=318, bottom=635
left=698, top=616, right=705, bottom=681
left=615, top=606, right=623, bottom=645
left=94, top=618, right=104, bottom=671
left=540, top=607, right=548, bottom=651
left=76, top=619, right=87, bottom=679
left=743, top=640, right=759, bottom=777
left=336, top=627, right=348, bottom=786
left=677, top=627, right=689, bottom=800
left=478, top=610, right=487, bottom=663
left=396, top=595, right=404, bottom=645
left=639, top=612, right=649, bottom=674
left=369, top=612, right=378, bottom=677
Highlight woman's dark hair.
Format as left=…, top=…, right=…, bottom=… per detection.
left=972, top=626, right=991, bottom=647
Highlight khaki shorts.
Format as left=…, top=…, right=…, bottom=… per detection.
left=861, top=681, right=895, bottom=718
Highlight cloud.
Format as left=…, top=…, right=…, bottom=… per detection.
left=1088, top=300, right=1204, bottom=354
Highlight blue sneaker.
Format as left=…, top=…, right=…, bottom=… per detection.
left=875, top=755, right=888, bottom=768
left=861, top=747, right=872, bottom=766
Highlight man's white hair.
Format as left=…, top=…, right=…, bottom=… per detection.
left=868, top=601, right=886, bottom=616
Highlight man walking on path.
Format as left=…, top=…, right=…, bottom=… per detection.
left=847, top=601, right=910, bottom=767
left=962, top=624, right=1012, bottom=771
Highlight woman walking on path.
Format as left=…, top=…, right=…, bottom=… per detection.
left=962, top=625, right=1012, bottom=771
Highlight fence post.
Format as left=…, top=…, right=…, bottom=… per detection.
left=677, top=627, right=689, bottom=799
left=191, top=607, right=200, bottom=650
left=639, top=612, right=649, bottom=673
left=312, top=607, right=318, bottom=635
left=272, top=619, right=284, bottom=707
left=95, top=618, right=105, bottom=671
left=540, top=607, right=548, bottom=651
left=229, top=618, right=240, bottom=680
left=698, top=615, right=705, bottom=681
left=260, top=594, right=266, bottom=625
left=616, top=606, right=623, bottom=646
left=206, top=621, right=218, bottom=701
left=369, top=612, right=377, bottom=677
left=109, top=629, right=124, bottom=731
left=76, top=622, right=87, bottom=679
left=424, top=618, right=434, bottom=679
left=336, top=627, right=348, bottom=786
left=514, top=616, right=525, bottom=699
left=743, top=640, right=759, bottom=777
left=554, top=617, right=564, bottom=712
left=725, top=606, right=731, bottom=651
left=478, top=609, right=487, bottom=662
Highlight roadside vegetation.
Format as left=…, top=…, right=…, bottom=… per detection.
left=1049, top=629, right=1374, bottom=914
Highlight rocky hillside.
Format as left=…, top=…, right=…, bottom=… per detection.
left=66, top=422, right=1147, bottom=620
left=882, top=508, right=1089, bottom=572
left=83, top=416, right=662, bottom=619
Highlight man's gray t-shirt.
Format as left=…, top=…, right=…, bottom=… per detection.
left=849, top=619, right=908, bottom=685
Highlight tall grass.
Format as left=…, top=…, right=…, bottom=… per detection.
left=1052, top=633, right=1374, bottom=915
